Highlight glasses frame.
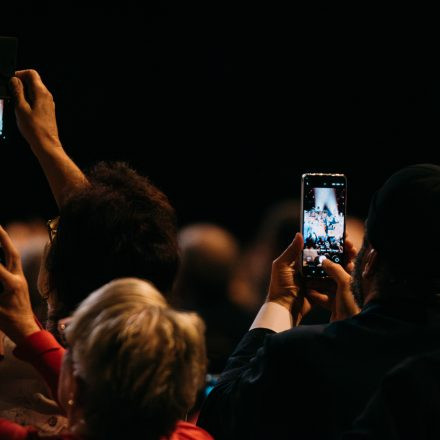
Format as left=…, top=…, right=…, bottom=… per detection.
left=46, top=217, right=59, bottom=244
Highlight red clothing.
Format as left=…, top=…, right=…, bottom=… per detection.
left=0, top=419, right=211, bottom=440
left=13, top=330, right=65, bottom=403
left=0, top=331, right=213, bottom=440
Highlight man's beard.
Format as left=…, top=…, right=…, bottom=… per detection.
left=350, top=240, right=368, bottom=307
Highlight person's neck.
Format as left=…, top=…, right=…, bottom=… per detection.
left=363, top=291, right=378, bottom=306
left=361, top=277, right=379, bottom=307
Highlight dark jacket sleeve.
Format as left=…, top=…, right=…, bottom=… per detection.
left=340, top=386, right=398, bottom=440
left=197, top=328, right=275, bottom=440
left=341, top=353, right=440, bottom=440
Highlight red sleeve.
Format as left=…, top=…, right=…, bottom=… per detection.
left=12, top=330, right=66, bottom=403
left=0, top=419, right=76, bottom=439
left=170, top=421, right=214, bottom=440
left=0, top=418, right=37, bottom=439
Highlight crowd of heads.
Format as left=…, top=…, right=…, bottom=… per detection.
left=2, top=157, right=440, bottom=440
left=2, top=66, right=440, bottom=440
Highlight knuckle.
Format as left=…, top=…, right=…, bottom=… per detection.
left=41, top=89, right=53, bottom=101
left=9, top=279, right=21, bottom=292
left=14, top=277, right=27, bottom=291
left=340, top=274, right=351, bottom=286
left=9, top=250, right=19, bottom=261
left=16, top=102, right=28, bottom=113
left=28, top=69, right=39, bottom=80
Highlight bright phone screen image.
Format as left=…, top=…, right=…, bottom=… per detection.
left=302, top=174, right=346, bottom=277
left=0, top=99, right=4, bottom=139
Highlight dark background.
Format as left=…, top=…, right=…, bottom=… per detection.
left=1, top=6, right=438, bottom=243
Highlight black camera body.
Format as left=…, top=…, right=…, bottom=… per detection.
left=0, top=37, right=18, bottom=141
left=0, top=37, right=17, bottom=98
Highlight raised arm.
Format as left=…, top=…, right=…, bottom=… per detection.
left=10, top=70, right=89, bottom=208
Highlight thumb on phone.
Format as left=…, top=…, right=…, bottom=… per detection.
left=322, top=259, right=351, bottom=286
left=321, top=258, right=360, bottom=321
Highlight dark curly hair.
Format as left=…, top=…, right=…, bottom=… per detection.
left=45, top=162, right=178, bottom=338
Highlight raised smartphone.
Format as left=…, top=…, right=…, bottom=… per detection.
left=300, top=173, right=347, bottom=278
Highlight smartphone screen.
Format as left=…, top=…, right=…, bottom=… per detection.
left=301, top=173, right=347, bottom=277
left=0, top=99, right=4, bottom=139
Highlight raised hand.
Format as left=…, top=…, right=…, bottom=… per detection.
left=0, top=225, right=40, bottom=344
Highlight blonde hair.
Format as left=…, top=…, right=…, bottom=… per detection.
left=65, top=278, right=206, bottom=440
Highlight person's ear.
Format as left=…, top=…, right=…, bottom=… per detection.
left=362, top=248, right=379, bottom=279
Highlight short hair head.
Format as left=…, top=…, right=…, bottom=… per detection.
left=359, top=164, right=440, bottom=301
left=65, top=277, right=206, bottom=440
left=175, top=223, right=239, bottom=305
left=366, top=164, right=440, bottom=276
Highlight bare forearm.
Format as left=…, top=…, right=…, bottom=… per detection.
left=31, top=138, right=89, bottom=208
left=250, top=302, right=293, bottom=332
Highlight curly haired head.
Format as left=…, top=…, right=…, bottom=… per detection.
left=44, top=162, right=178, bottom=335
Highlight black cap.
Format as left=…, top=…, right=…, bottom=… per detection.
left=366, top=164, right=440, bottom=278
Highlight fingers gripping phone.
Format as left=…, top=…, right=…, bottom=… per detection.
left=300, top=173, right=347, bottom=278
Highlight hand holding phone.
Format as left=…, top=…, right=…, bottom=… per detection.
left=266, top=232, right=312, bottom=325
left=10, top=70, right=60, bottom=149
left=0, top=225, right=39, bottom=344
left=300, top=173, right=347, bottom=278
left=306, top=237, right=361, bottom=321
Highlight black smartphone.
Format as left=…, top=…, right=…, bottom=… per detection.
left=300, top=173, right=347, bottom=278
left=0, top=36, right=18, bottom=141
left=0, top=98, right=5, bottom=140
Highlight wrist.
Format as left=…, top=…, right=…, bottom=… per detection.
left=29, top=133, right=63, bottom=154
left=330, top=306, right=360, bottom=322
left=251, top=302, right=293, bottom=332
left=266, top=292, right=297, bottom=312
left=4, top=318, right=40, bottom=346
left=266, top=295, right=295, bottom=312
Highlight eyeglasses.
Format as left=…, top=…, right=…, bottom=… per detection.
left=46, top=217, right=59, bottom=243
left=57, top=317, right=72, bottom=347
